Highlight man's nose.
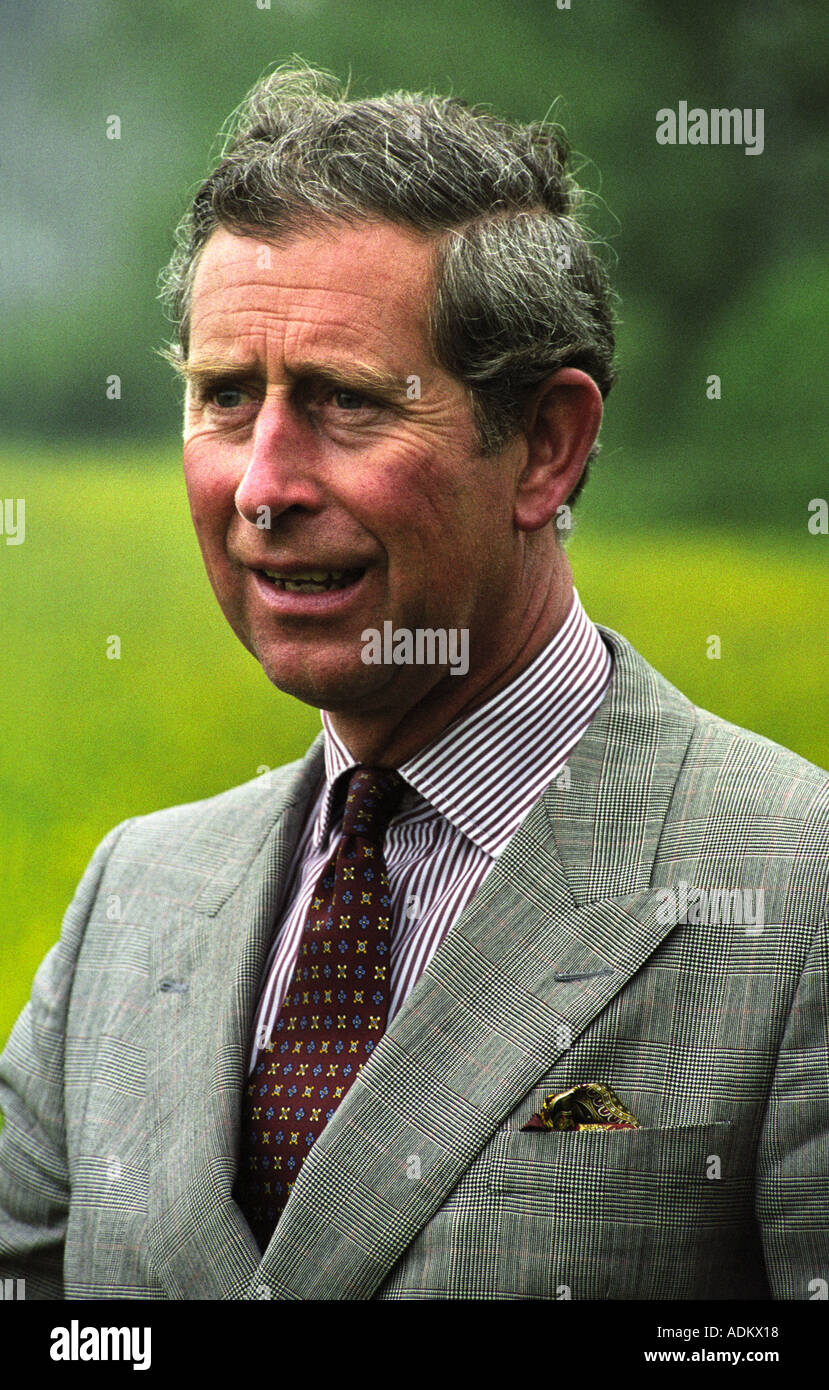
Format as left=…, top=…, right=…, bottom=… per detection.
left=234, top=396, right=323, bottom=526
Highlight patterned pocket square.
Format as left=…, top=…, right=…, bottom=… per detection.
left=521, top=1081, right=640, bottom=1131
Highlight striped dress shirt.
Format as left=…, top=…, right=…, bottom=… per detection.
left=247, top=588, right=612, bottom=1072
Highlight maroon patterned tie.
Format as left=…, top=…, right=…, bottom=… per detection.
left=235, top=765, right=405, bottom=1251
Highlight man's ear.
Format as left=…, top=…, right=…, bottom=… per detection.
left=513, top=368, right=603, bottom=532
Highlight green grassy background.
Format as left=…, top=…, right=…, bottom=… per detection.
left=2, top=445, right=827, bottom=1048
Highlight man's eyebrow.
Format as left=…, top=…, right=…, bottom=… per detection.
left=175, top=355, right=409, bottom=396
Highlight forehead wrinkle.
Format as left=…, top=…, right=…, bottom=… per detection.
left=191, top=249, right=425, bottom=320
left=187, top=226, right=441, bottom=384
left=196, top=272, right=395, bottom=308
left=191, top=285, right=418, bottom=342
left=194, top=287, right=423, bottom=339
left=189, top=293, right=389, bottom=344
left=188, top=302, right=426, bottom=387
left=191, top=236, right=433, bottom=338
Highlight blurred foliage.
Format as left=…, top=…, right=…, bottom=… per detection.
left=1, top=0, right=827, bottom=521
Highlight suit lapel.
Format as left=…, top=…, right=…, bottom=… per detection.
left=252, top=627, right=699, bottom=1299
left=146, top=740, right=325, bottom=1299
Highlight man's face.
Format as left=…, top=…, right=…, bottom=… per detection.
left=181, top=221, right=528, bottom=714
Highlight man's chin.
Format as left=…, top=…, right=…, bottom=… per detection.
left=258, top=655, right=399, bottom=712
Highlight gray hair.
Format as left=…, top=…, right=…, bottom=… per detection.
left=159, top=63, right=617, bottom=505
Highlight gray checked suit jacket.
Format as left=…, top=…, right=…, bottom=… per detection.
left=1, top=625, right=827, bottom=1300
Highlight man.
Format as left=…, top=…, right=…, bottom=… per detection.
left=1, top=65, right=827, bottom=1301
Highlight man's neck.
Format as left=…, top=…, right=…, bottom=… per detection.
left=325, top=560, right=575, bottom=767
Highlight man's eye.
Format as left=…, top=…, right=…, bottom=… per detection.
left=332, top=388, right=370, bottom=411
left=210, top=387, right=248, bottom=409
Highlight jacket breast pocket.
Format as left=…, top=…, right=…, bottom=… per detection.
left=487, top=1120, right=732, bottom=1192
left=480, top=1120, right=761, bottom=1299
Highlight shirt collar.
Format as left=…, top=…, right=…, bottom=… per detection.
left=316, top=588, right=612, bottom=856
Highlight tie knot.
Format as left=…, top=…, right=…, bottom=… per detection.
left=341, top=766, right=405, bottom=840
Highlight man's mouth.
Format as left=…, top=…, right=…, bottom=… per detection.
left=257, top=567, right=365, bottom=594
